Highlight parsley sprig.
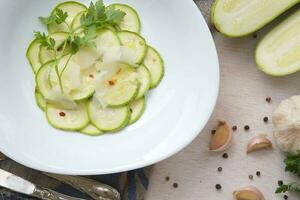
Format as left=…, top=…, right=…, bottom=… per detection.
left=276, top=182, right=300, bottom=194
left=276, top=155, right=300, bottom=198
left=34, top=0, right=125, bottom=93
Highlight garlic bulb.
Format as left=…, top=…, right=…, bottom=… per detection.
left=273, top=95, right=300, bottom=155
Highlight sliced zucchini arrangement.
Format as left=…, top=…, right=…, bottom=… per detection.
left=26, top=0, right=164, bottom=135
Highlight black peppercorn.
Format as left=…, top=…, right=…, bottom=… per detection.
left=232, top=126, right=237, bottom=131
left=222, top=153, right=228, bottom=159
left=215, top=184, right=222, bottom=190
left=256, top=171, right=261, bottom=176
left=266, top=97, right=272, bottom=103
left=278, top=180, right=283, bottom=186
left=244, top=125, right=250, bottom=131
left=217, top=167, right=222, bottom=172
left=284, top=194, right=288, bottom=199
left=263, top=117, right=268, bottom=123
left=173, top=183, right=178, bottom=188
left=248, top=175, right=253, bottom=180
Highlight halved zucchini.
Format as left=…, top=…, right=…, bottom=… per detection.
left=109, top=4, right=141, bottom=33
left=35, top=89, right=46, bottom=111
left=46, top=102, right=89, bottom=131
left=48, top=1, right=87, bottom=33
left=143, top=46, right=164, bottom=88
left=26, top=39, right=41, bottom=74
left=88, top=98, right=129, bottom=132
left=94, top=62, right=139, bottom=107
left=129, top=97, right=146, bottom=124
left=118, top=31, right=147, bottom=64
left=211, top=0, right=299, bottom=37
left=136, top=65, right=151, bottom=99
left=39, top=32, right=69, bottom=64
left=256, top=9, right=300, bottom=76
left=80, top=124, right=103, bottom=136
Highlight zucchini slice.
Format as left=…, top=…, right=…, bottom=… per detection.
left=48, top=1, right=87, bottom=33
left=94, top=62, right=139, bottom=107
left=109, top=4, right=141, bottom=33
left=71, top=11, right=85, bottom=34
left=95, top=28, right=121, bottom=57
left=46, top=102, right=89, bottom=131
left=136, top=65, right=151, bottom=99
left=211, top=0, right=299, bottom=37
left=80, top=124, right=103, bottom=136
left=129, top=97, right=146, bottom=124
left=49, top=56, right=97, bottom=101
left=39, top=32, right=69, bottom=64
left=88, top=98, right=129, bottom=132
left=35, top=89, right=46, bottom=111
left=143, top=46, right=164, bottom=88
left=26, top=39, right=41, bottom=74
left=256, top=9, right=300, bottom=76
left=118, top=31, right=147, bottom=64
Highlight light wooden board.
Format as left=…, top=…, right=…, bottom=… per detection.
left=146, top=0, right=300, bottom=199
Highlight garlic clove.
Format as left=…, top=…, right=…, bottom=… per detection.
left=233, top=186, right=264, bottom=200
left=247, top=135, right=272, bottom=153
left=209, top=121, right=232, bottom=152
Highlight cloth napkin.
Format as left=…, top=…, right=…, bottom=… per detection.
left=0, top=159, right=152, bottom=200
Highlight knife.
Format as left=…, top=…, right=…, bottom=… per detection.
left=44, top=173, right=121, bottom=200
left=0, top=169, right=85, bottom=200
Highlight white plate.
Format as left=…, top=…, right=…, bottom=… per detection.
left=0, top=0, right=219, bottom=175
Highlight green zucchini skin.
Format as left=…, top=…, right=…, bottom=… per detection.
left=211, top=0, right=300, bottom=37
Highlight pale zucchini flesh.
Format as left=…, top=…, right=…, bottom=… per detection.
left=143, top=46, right=164, bottom=88
left=26, top=39, right=42, bottom=74
left=88, top=98, right=129, bottom=132
left=136, top=65, right=151, bottom=99
left=256, top=9, right=300, bottom=76
left=94, top=62, right=139, bottom=107
left=95, top=28, right=121, bottom=58
left=118, top=31, right=147, bottom=64
left=110, top=4, right=141, bottom=33
left=48, top=1, right=87, bottom=33
left=211, top=0, right=300, bottom=37
left=46, top=102, right=89, bottom=131
left=80, top=124, right=103, bottom=136
left=129, top=97, right=146, bottom=124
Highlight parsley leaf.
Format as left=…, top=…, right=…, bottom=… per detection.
left=276, top=182, right=300, bottom=194
left=79, top=0, right=125, bottom=28
left=34, top=31, right=56, bottom=50
left=105, top=6, right=126, bottom=24
left=285, top=155, right=300, bottom=177
left=71, top=26, right=97, bottom=54
left=39, top=8, right=68, bottom=25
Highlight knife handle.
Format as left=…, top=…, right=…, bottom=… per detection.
left=32, top=186, right=84, bottom=200
left=44, top=173, right=120, bottom=200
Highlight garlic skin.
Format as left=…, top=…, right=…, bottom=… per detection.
left=209, top=121, right=232, bottom=152
left=233, top=186, right=264, bottom=200
left=247, top=135, right=272, bottom=153
left=273, top=95, right=300, bottom=155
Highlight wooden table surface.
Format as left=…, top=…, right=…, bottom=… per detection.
left=146, top=1, right=300, bottom=199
